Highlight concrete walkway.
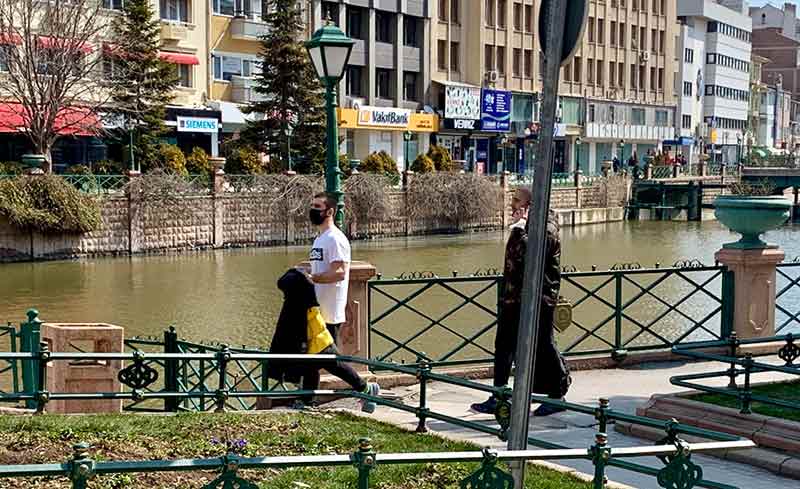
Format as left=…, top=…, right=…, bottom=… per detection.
left=354, top=358, right=797, bottom=489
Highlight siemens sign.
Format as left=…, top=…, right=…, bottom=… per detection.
left=177, top=117, right=220, bottom=133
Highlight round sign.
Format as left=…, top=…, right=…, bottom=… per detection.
left=538, top=0, right=589, bottom=66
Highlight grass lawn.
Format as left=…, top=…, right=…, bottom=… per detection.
left=691, top=380, right=800, bottom=423
left=0, top=411, right=592, bottom=489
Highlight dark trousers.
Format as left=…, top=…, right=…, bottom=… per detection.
left=493, top=302, right=569, bottom=398
left=301, top=323, right=365, bottom=402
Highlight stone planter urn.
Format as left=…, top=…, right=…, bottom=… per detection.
left=714, top=195, right=791, bottom=249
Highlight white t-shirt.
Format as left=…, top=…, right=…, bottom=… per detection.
left=310, top=227, right=351, bottom=324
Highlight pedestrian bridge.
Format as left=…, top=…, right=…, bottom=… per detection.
left=740, top=166, right=800, bottom=193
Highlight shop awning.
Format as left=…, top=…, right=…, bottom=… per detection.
left=0, top=103, right=100, bottom=136
left=158, top=51, right=199, bottom=65
left=37, top=36, right=94, bottom=54
left=0, top=32, right=21, bottom=45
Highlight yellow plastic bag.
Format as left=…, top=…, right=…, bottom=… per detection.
left=307, top=306, right=334, bottom=354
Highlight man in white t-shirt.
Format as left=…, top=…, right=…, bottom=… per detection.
left=307, top=192, right=379, bottom=410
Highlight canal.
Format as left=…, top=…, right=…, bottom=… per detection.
left=2, top=220, right=799, bottom=351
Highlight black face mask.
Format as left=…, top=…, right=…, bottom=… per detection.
left=309, top=208, right=327, bottom=225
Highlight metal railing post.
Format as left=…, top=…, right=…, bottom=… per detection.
left=727, top=332, right=739, bottom=389
left=595, top=398, right=610, bottom=434
left=20, top=309, right=42, bottom=409
left=740, top=353, right=753, bottom=415
left=68, top=443, right=94, bottom=489
left=353, top=438, right=376, bottom=489
left=613, top=273, right=624, bottom=358
left=591, top=433, right=610, bottom=489
left=215, top=345, right=231, bottom=413
left=164, top=327, right=179, bottom=412
left=34, top=341, right=49, bottom=415
left=416, top=357, right=430, bottom=433
left=720, top=269, right=735, bottom=340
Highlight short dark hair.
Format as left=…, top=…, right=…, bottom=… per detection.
left=313, top=192, right=337, bottom=210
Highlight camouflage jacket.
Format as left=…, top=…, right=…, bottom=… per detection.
left=501, top=211, right=561, bottom=307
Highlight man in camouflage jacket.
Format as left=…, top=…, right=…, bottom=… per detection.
left=471, top=188, right=572, bottom=416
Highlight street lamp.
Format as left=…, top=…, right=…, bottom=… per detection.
left=404, top=130, right=413, bottom=170
left=737, top=134, right=742, bottom=166
left=305, top=15, right=354, bottom=228
left=619, top=139, right=625, bottom=165
left=575, top=137, right=582, bottom=173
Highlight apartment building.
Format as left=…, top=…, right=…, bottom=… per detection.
left=750, top=2, right=800, bottom=40
left=306, top=0, right=437, bottom=171
left=676, top=0, right=752, bottom=165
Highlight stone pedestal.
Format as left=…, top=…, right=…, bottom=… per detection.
left=715, top=247, right=785, bottom=339
left=41, top=323, right=124, bottom=414
left=296, top=261, right=377, bottom=371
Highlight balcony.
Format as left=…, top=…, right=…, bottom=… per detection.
left=230, top=75, right=267, bottom=103
left=230, top=15, right=269, bottom=41
left=161, top=22, right=189, bottom=41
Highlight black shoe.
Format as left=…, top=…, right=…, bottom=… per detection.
left=470, top=397, right=497, bottom=414
left=532, top=402, right=567, bottom=417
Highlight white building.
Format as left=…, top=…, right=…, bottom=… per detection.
left=676, top=0, right=752, bottom=165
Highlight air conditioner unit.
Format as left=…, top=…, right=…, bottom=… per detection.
left=639, top=51, right=650, bottom=63
left=485, top=70, right=499, bottom=83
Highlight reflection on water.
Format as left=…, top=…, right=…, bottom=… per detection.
left=1, top=220, right=799, bottom=349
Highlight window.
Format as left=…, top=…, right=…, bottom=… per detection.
left=639, top=65, right=645, bottom=90
left=609, top=105, right=616, bottom=123
left=438, top=0, right=447, bottom=20
left=684, top=48, right=693, bottom=63
left=573, top=56, right=581, bottom=82
left=705, top=84, right=714, bottom=96
left=651, top=29, right=657, bottom=53
left=160, top=0, right=189, bottom=22
left=347, top=7, right=364, bottom=39
left=485, top=0, right=495, bottom=26
left=451, top=0, right=459, bottom=22
left=212, top=0, right=234, bottom=15
left=706, top=53, right=716, bottom=64
left=404, top=16, right=418, bottom=47
left=563, top=61, right=571, bottom=82
left=524, top=49, right=532, bottom=77
left=588, top=104, right=596, bottom=123
left=659, top=31, right=665, bottom=53
left=588, top=17, right=595, bottom=43
left=212, top=54, right=257, bottom=81
left=640, top=27, right=646, bottom=51
left=485, top=44, right=494, bottom=71
left=650, top=67, right=656, bottom=90
left=609, top=61, right=616, bottom=86
left=631, top=108, right=645, bottom=125
left=176, top=64, right=191, bottom=87
left=655, top=110, right=667, bottom=126
left=683, top=81, right=692, bottom=96
left=610, top=21, right=617, bottom=46
left=513, top=2, right=522, bottom=30
left=376, top=12, right=392, bottom=42
left=451, top=42, right=460, bottom=71
left=619, top=24, right=626, bottom=47
left=597, top=61, right=604, bottom=85
left=524, top=5, right=532, bottom=32
left=498, top=0, right=506, bottom=28
left=618, top=63, right=623, bottom=88
left=630, top=63, right=636, bottom=88
left=513, top=48, right=521, bottom=76
left=403, top=71, right=418, bottom=101
left=497, top=46, right=505, bottom=74
left=437, top=40, right=447, bottom=70
left=346, top=66, right=363, bottom=96
left=660, top=0, right=665, bottom=14
left=652, top=0, right=657, bottom=14
left=682, top=114, right=691, bottom=129
left=376, top=69, right=391, bottom=98
left=658, top=68, right=664, bottom=90
left=597, top=19, right=604, bottom=45
left=103, top=0, right=124, bottom=9
left=588, top=59, right=595, bottom=84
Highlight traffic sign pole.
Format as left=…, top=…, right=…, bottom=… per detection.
left=508, top=0, right=572, bottom=487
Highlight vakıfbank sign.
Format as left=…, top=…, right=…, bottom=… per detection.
left=357, top=106, right=411, bottom=128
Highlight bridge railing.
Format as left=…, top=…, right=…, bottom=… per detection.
left=367, top=262, right=732, bottom=367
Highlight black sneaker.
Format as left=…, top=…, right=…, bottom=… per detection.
left=532, top=402, right=567, bottom=417
left=470, top=397, right=497, bottom=414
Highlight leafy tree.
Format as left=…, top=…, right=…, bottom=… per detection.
left=410, top=154, right=435, bottom=173
left=243, top=0, right=326, bottom=173
left=427, top=145, right=458, bottom=172
left=108, top=0, right=178, bottom=171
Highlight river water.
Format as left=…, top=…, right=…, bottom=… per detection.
left=2, top=221, right=799, bottom=352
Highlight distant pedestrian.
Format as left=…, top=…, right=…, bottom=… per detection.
left=470, top=188, right=572, bottom=416
left=612, top=156, right=621, bottom=173
left=629, top=152, right=640, bottom=179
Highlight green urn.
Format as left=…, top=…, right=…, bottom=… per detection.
left=714, top=195, right=791, bottom=249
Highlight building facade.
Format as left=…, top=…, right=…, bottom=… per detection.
left=749, top=2, right=800, bottom=40
left=676, top=0, right=752, bottom=165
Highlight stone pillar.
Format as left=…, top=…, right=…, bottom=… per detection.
left=212, top=168, right=225, bottom=248
left=644, top=165, right=653, bottom=180
left=715, top=247, right=785, bottom=338
left=295, top=261, right=376, bottom=371
left=698, top=161, right=707, bottom=177
left=672, top=164, right=681, bottom=178
left=126, top=170, right=144, bottom=253
left=41, top=322, right=124, bottom=414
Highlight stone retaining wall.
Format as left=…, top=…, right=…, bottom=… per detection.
left=0, top=174, right=630, bottom=261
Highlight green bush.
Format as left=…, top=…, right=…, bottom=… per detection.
left=361, top=151, right=399, bottom=183
left=224, top=146, right=263, bottom=174
left=65, top=165, right=92, bottom=175
left=410, top=154, right=434, bottom=173
left=0, top=175, right=101, bottom=233
left=93, top=160, right=124, bottom=175
left=427, top=145, right=458, bottom=172
left=0, top=161, right=24, bottom=175
left=186, top=147, right=212, bottom=175
left=152, top=144, right=188, bottom=175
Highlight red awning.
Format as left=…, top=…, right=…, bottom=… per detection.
left=158, top=51, right=199, bottom=65
left=0, top=103, right=100, bottom=136
left=37, top=36, right=94, bottom=54
left=0, top=32, right=21, bottom=45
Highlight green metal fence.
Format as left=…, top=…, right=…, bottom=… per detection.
left=61, top=174, right=128, bottom=194
left=368, top=263, right=733, bottom=366
left=775, top=262, right=800, bottom=334
left=0, top=346, right=755, bottom=489
left=0, top=323, right=19, bottom=396
left=651, top=166, right=674, bottom=179
left=671, top=334, right=800, bottom=415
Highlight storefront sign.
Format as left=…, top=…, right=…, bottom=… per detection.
left=443, top=118, right=478, bottom=131
left=480, top=89, right=511, bottom=132
left=357, top=106, right=411, bottom=128
left=445, top=85, right=481, bottom=120
left=177, top=117, right=219, bottom=133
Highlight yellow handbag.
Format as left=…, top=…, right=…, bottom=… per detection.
left=306, top=307, right=335, bottom=354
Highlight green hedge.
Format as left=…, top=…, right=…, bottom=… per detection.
left=0, top=175, right=101, bottom=233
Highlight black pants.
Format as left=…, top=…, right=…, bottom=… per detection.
left=301, top=323, right=365, bottom=402
left=493, top=302, right=570, bottom=398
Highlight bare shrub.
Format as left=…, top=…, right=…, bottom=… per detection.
left=407, top=173, right=502, bottom=230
